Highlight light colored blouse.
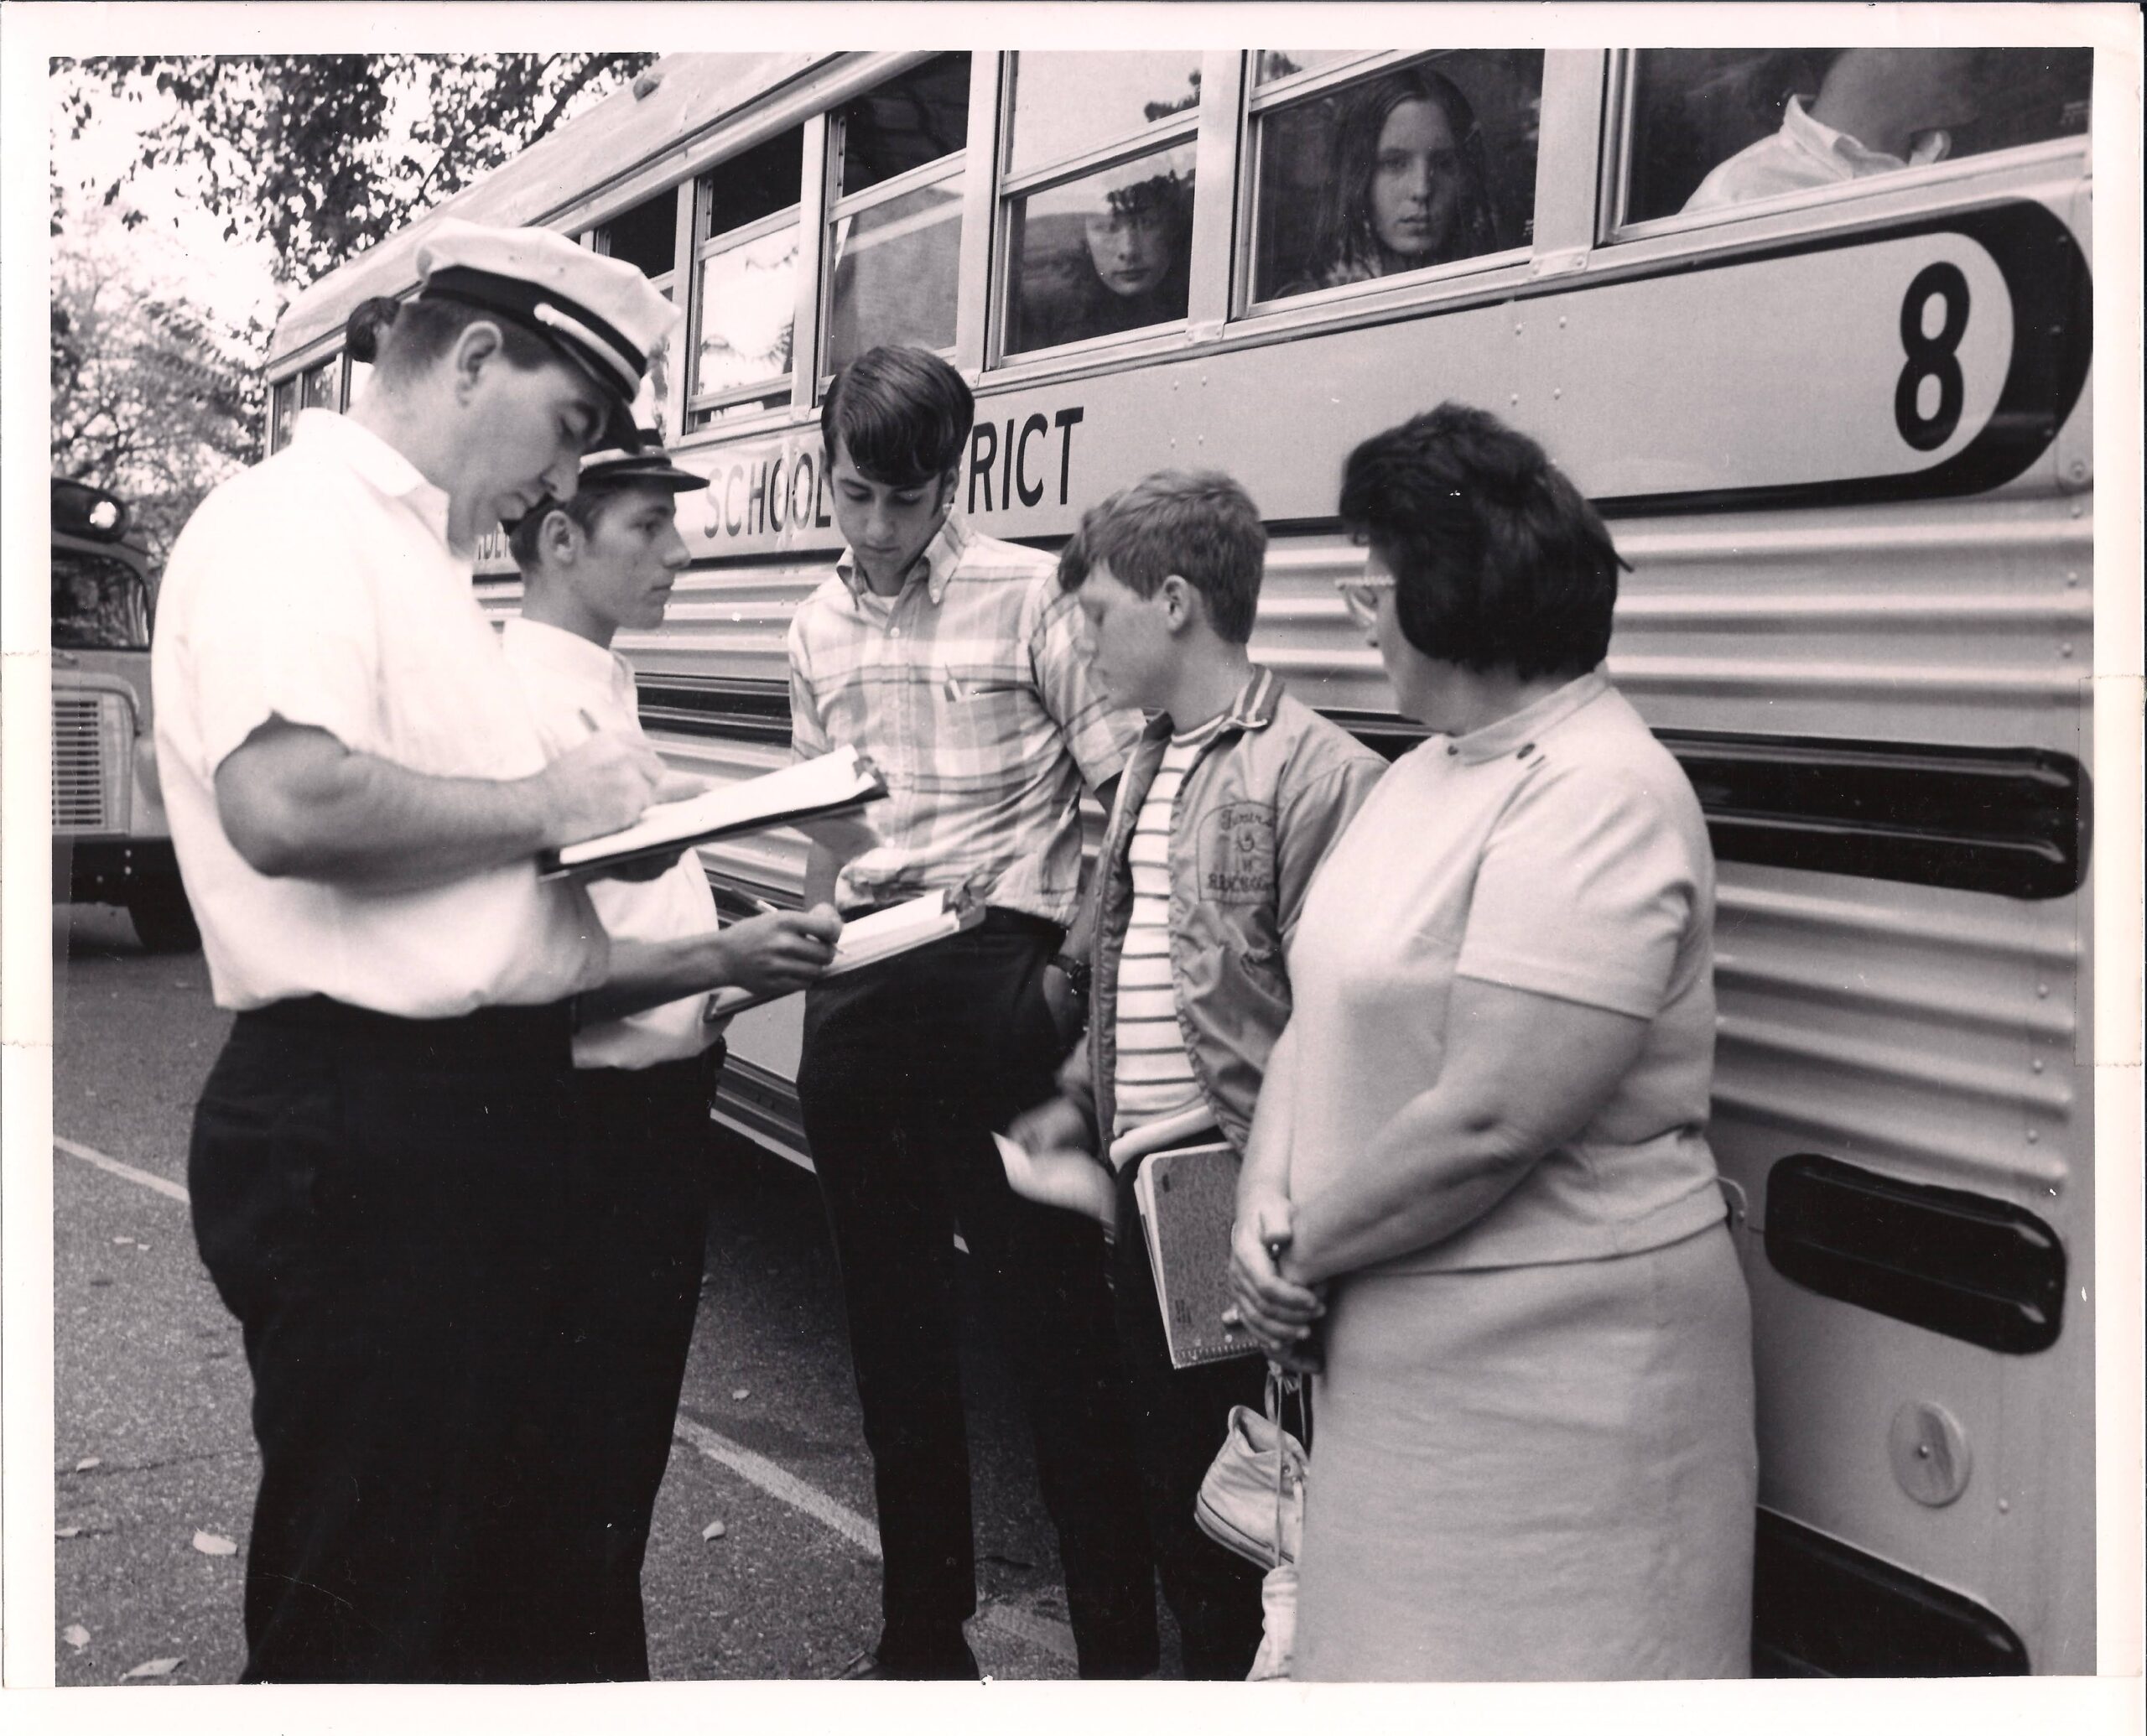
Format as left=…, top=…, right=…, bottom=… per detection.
left=1277, top=669, right=1726, bottom=1271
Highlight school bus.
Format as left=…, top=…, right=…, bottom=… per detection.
left=50, top=478, right=199, bottom=952
left=263, top=46, right=2102, bottom=1676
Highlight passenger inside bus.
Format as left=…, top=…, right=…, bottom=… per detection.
left=1683, top=47, right=1996, bottom=211
left=1281, top=67, right=1499, bottom=294
left=1011, top=154, right=1193, bottom=351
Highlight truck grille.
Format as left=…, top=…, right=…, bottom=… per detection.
left=52, top=691, right=130, bottom=834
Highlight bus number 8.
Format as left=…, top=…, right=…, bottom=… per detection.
left=1895, top=262, right=1970, bottom=453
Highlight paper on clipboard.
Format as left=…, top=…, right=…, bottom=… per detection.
left=539, top=745, right=887, bottom=880
left=705, top=886, right=985, bottom=1016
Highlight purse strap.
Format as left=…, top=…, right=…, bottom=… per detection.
left=1266, top=1363, right=1307, bottom=1558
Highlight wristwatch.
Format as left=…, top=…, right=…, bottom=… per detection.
left=1049, top=952, right=1093, bottom=1001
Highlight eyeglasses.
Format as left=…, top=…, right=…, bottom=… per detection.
left=1334, top=570, right=1396, bottom=624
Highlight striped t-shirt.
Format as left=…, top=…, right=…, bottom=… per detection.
left=1111, top=714, right=1229, bottom=1138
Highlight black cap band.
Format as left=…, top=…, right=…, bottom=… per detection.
left=418, top=264, right=647, bottom=401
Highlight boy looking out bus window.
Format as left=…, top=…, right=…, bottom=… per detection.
left=1010, top=470, right=1384, bottom=1676
left=503, top=442, right=841, bottom=1678
left=787, top=346, right=1157, bottom=1680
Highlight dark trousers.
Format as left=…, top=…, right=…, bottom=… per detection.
left=796, top=913, right=1157, bottom=1678
left=187, top=997, right=586, bottom=1683
left=1110, top=1156, right=1270, bottom=1679
left=554, top=1048, right=723, bottom=1680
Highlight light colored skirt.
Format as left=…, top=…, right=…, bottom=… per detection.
left=1292, top=1223, right=1757, bottom=1681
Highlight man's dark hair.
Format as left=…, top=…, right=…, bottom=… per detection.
left=1339, top=402, right=1628, bottom=680
left=820, top=346, right=975, bottom=485
left=347, top=294, right=559, bottom=387
left=1057, top=470, right=1267, bottom=645
left=506, top=486, right=621, bottom=573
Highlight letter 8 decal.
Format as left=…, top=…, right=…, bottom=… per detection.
left=1895, top=262, right=1971, bottom=453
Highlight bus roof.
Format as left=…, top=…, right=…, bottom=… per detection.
left=270, top=50, right=823, bottom=368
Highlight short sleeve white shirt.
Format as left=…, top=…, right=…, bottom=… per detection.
left=1279, top=671, right=1726, bottom=1271
left=151, top=410, right=606, bottom=1016
left=1683, top=96, right=1938, bottom=212
left=501, top=617, right=725, bottom=1070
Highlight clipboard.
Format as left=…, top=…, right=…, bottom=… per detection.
left=704, top=886, right=985, bottom=1017
left=539, top=745, right=888, bottom=881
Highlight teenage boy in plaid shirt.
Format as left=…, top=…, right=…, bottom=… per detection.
left=788, top=346, right=1156, bottom=1680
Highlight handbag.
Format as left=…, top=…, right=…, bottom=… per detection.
left=1194, top=1364, right=1308, bottom=1570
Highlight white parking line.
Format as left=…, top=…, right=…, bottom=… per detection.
left=55, top=1132, right=1083, bottom=1666
left=671, top=1414, right=881, bottom=1559
left=54, top=1136, right=190, bottom=1204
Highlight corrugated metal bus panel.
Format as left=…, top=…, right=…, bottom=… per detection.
left=1702, top=860, right=2092, bottom=1670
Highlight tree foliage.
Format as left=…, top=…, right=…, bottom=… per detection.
left=50, top=231, right=266, bottom=564
left=54, top=54, right=657, bottom=289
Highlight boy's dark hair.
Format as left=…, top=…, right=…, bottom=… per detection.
left=1056, top=470, right=1266, bottom=645
left=820, top=346, right=975, bottom=484
left=506, top=486, right=621, bottom=573
left=1339, top=402, right=1627, bottom=680
left=348, top=294, right=559, bottom=387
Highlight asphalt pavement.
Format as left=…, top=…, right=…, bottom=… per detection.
left=48, top=901, right=1181, bottom=1686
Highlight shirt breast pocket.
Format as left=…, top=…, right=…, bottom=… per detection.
left=935, top=661, right=1032, bottom=761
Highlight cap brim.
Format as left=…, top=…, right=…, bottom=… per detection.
left=581, top=456, right=704, bottom=494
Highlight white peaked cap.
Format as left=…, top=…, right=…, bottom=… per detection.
left=414, top=218, right=681, bottom=448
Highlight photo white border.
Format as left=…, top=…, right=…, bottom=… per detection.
left=5, top=5, right=2140, bottom=1732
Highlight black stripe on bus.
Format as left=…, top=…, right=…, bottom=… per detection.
left=647, top=678, right=2087, bottom=902
left=1764, top=1154, right=2066, bottom=1355
left=1754, top=1510, right=2030, bottom=1676
left=1330, top=713, right=2087, bottom=900
left=639, top=677, right=793, bottom=743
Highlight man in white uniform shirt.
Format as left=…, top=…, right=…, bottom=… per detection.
left=153, top=222, right=834, bottom=1683
left=502, top=440, right=841, bottom=1678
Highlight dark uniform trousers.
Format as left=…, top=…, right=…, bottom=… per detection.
left=1109, top=1155, right=1270, bottom=1679
left=188, top=996, right=590, bottom=1683
left=553, top=1045, right=725, bottom=1681
left=796, top=911, right=1158, bottom=1677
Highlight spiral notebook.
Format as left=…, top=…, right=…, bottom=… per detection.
left=1132, top=1141, right=1259, bottom=1370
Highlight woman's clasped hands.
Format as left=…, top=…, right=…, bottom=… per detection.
left=1227, top=1193, right=1327, bottom=1373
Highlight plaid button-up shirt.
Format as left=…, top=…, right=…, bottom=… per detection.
left=788, top=512, right=1143, bottom=924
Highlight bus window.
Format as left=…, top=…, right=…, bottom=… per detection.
left=596, top=188, right=681, bottom=280
left=824, top=55, right=970, bottom=373
left=1005, top=50, right=1203, bottom=177
left=1001, top=52, right=1203, bottom=358
left=1249, top=50, right=1542, bottom=305
left=52, top=549, right=151, bottom=652
left=690, top=128, right=803, bottom=426
left=1255, top=49, right=1370, bottom=86
left=269, top=377, right=298, bottom=451
left=1630, top=48, right=2093, bottom=222
left=301, top=358, right=341, bottom=412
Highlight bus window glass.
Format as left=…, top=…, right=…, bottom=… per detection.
left=599, top=188, right=679, bottom=278
left=1256, top=49, right=1364, bottom=85
left=270, top=378, right=298, bottom=451
left=346, top=356, right=373, bottom=404
left=52, top=550, right=150, bottom=652
left=1005, top=143, right=1197, bottom=355
left=302, top=359, right=340, bottom=411
left=1250, top=50, right=1542, bottom=304
left=1006, top=52, right=1204, bottom=178
left=825, top=180, right=964, bottom=372
left=837, top=55, right=970, bottom=196
left=696, top=225, right=798, bottom=402
left=1630, top=47, right=2093, bottom=222
left=692, top=129, right=803, bottom=422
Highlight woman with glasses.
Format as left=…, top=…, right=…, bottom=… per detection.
left=1226, top=403, right=1756, bottom=1680
left=1284, top=67, right=1500, bottom=295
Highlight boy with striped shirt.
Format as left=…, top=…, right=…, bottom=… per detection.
left=1012, top=471, right=1383, bottom=1676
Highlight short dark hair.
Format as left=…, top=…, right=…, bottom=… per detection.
left=507, top=488, right=610, bottom=574
left=349, top=294, right=559, bottom=387
left=1057, top=470, right=1266, bottom=644
left=1339, top=403, right=1627, bottom=680
left=820, top=346, right=974, bottom=485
